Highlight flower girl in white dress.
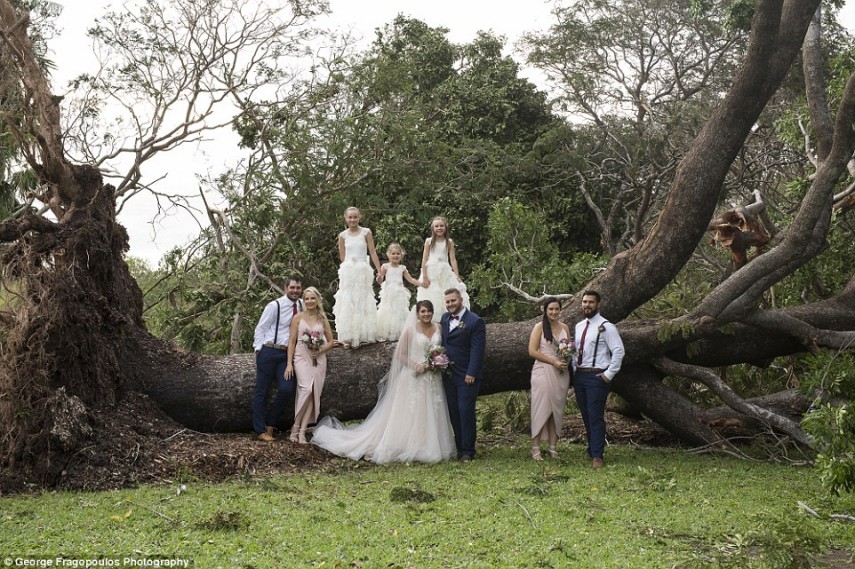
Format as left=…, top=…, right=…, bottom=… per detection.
left=376, top=243, right=424, bottom=342
left=416, top=216, right=470, bottom=321
left=332, top=207, right=382, bottom=348
left=311, top=300, right=456, bottom=464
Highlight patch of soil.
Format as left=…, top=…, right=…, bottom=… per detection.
left=818, top=550, right=855, bottom=569
left=0, top=395, right=676, bottom=495
left=0, top=393, right=337, bottom=495
left=562, top=410, right=681, bottom=449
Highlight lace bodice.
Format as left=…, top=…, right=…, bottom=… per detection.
left=341, top=228, right=368, bottom=262
left=417, top=327, right=442, bottom=349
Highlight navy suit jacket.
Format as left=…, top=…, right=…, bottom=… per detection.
left=441, top=309, right=486, bottom=381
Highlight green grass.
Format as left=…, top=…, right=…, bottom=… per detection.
left=1, top=443, right=854, bottom=568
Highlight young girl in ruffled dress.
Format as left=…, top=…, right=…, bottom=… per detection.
left=417, top=216, right=470, bottom=322
left=376, top=243, right=424, bottom=342
left=332, top=207, right=382, bottom=348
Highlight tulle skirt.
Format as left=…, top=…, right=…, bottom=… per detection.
left=312, top=370, right=456, bottom=464
left=376, top=283, right=411, bottom=341
left=333, top=260, right=377, bottom=347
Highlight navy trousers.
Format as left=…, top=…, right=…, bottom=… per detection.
left=573, top=370, right=611, bottom=459
left=443, top=374, right=480, bottom=458
left=252, top=346, right=294, bottom=434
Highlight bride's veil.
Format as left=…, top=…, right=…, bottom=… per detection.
left=316, top=305, right=429, bottom=430
left=373, top=305, right=426, bottom=405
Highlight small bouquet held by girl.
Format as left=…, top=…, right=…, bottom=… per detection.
left=425, top=344, right=452, bottom=374
left=554, top=337, right=576, bottom=372
left=301, top=329, right=327, bottom=366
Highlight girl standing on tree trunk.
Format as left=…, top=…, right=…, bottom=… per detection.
left=286, top=287, right=337, bottom=444
left=416, top=216, right=470, bottom=322
left=376, top=243, right=424, bottom=342
left=332, top=207, right=382, bottom=348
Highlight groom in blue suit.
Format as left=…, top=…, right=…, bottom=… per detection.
left=441, top=288, right=487, bottom=461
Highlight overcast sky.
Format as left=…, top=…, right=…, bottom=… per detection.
left=50, top=1, right=855, bottom=265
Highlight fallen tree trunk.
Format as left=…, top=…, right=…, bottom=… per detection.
left=142, top=301, right=847, bottom=439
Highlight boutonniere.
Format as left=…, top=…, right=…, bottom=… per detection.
left=457, top=321, right=466, bottom=330
left=597, top=324, right=606, bottom=333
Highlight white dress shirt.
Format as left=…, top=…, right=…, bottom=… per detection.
left=573, top=313, right=625, bottom=381
left=253, top=296, right=301, bottom=351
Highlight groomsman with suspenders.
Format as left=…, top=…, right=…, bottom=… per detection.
left=572, top=290, right=625, bottom=468
left=252, top=276, right=303, bottom=441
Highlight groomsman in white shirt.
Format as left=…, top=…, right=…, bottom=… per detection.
left=572, top=290, right=624, bottom=468
left=252, top=276, right=303, bottom=441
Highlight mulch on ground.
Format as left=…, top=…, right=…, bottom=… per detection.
left=1, top=394, right=677, bottom=494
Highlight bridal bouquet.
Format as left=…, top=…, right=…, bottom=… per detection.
left=425, top=345, right=451, bottom=373
left=554, top=337, right=576, bottom=366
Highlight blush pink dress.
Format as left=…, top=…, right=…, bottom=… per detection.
left=293, top=319, right=328, bottom=424
left=530, top=332, right=571, bottom=437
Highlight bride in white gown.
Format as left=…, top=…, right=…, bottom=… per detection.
left=311, top=300, right=456, bottom=464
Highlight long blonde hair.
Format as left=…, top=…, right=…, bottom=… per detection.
left=303, top=286, right=330, bottom=326
left=428, top=216, right=449, bottom=252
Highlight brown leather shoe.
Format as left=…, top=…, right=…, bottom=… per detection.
left=592, top=458, right=604, bottom=468
left=258, top=432, right=275, bottom=442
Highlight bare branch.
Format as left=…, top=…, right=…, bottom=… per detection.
left=62, top=0, right=328, bottom=203
left=206, top=206, right=283, bottom=296
left=654, top=357, right=813, bottom=447
left=501, top=282, right=574, bottom=304
left=743, top=310, right=855, bottom=351
left=802, top=6, right=834, bottom=161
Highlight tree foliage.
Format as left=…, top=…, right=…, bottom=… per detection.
left=468, top=197, right=607, bottom=321
left=151, top=15, right=593, bottom=352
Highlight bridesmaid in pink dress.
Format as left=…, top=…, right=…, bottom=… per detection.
left=528, top=297, right=571, bottom=460
left=285, top=287, right=338, bottom=444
